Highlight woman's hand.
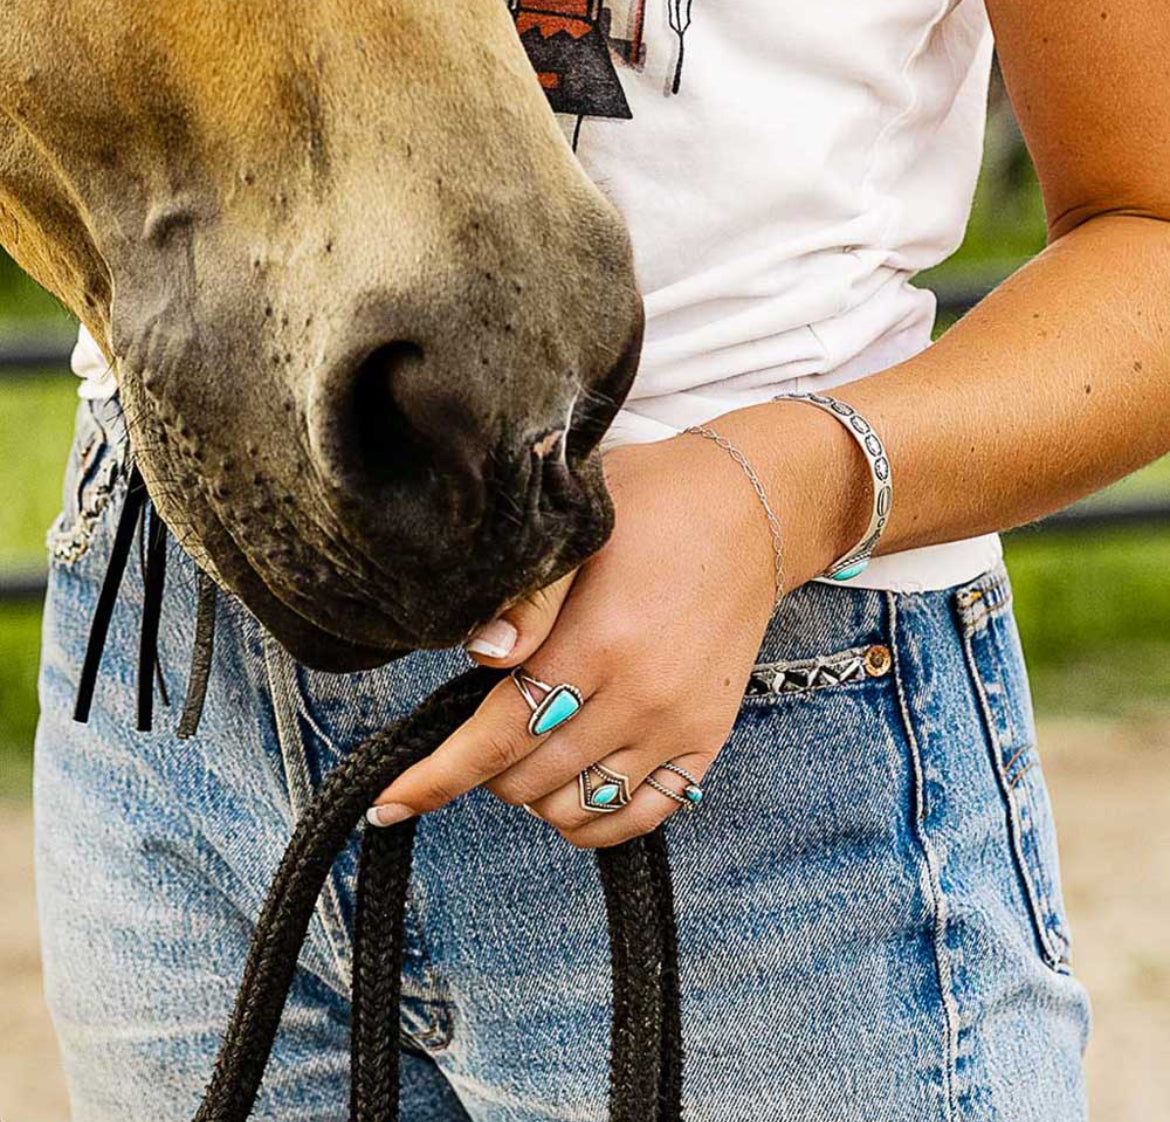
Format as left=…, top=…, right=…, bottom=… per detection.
left=366, top=407, right=861, bottom=848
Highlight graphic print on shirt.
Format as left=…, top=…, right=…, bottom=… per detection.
left=508, top=1, right=696, bottom=149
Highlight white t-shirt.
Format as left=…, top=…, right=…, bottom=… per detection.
left=75, top=0, right=1002, bottom=592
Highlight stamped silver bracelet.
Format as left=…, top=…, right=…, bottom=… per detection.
left=770, top=392, right=891, bottom=583
left=682, top=425, right=786, bottom=605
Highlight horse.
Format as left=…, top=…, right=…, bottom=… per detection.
left=0, top=0, right=644, bottom=670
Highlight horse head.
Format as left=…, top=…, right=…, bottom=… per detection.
left=0, top=0, right=642, bottom=669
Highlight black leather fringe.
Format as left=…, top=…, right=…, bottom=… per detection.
left=73, top=465, right=149, bottom=724
left=177, top=570, right=218, bottom=740
left=136, top=503, right=168, bottom=732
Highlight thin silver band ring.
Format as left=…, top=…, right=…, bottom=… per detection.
left=646, top=761, right=705, bottom=811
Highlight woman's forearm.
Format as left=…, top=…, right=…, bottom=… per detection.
left=709, top=213, right=1170, bottom=591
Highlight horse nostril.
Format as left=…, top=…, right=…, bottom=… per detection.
left=348, top=340, right=486, bottom=495
left=349, top=341, right=428, bottom=485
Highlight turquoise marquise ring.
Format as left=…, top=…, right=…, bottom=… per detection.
left=579, top=762, right=633, bottom=814
left=510, top=668, right=584, bottom=737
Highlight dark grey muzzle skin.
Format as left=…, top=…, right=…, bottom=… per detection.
left=113, top=217, right=644, bottom=673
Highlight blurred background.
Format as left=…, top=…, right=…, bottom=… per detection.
left=1, top=74, right=1168, bottom=1119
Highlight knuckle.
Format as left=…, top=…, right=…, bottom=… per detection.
left=414, top=774, right=463, bottom=812
left=591, top=617, right=641, bottom=662
left=542, top=807, right=581, bottom=833
left=488, top=774, right=536, bottom=807
left=691, top=717, right=732, bottom=756
left=560, top=828, right=598, bottom=851
left=475, top=726, right=525, bottom=774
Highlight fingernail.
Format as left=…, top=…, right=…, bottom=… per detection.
left=465, top=619, right=517, bottom=659
left=366, top=803, right=415, bottom=828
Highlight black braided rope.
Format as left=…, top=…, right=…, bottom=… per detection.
left=190, top=664, right=685, bottom=1121
left=350, top=821, right=417, bottom=1121
left=74, top=445, right=685, bottom=1119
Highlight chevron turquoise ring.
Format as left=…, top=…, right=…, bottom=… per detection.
left=578, top=762, right=633, bottom=814
left=510, top=668, right=584, bottom=737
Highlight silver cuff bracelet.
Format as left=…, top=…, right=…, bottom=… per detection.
left=771, top=392, right=891, bottom=583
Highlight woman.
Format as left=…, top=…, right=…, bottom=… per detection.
left=37, top=0, right=1168, bottom=1118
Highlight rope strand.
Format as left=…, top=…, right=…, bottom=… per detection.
left=73, top=467, right=686, bottom=1121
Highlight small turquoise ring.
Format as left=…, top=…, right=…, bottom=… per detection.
left=510, top=668, right=584, bottom=737
left=645, top=761, right=704, bottom=811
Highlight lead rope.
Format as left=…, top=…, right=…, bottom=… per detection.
left=74, top=475, right=686, bottom=1121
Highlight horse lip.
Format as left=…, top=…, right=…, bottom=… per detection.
left=567, top=309, right=643, bottom=462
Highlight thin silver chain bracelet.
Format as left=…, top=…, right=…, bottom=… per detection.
left=682, top=425, right=786, bottom=606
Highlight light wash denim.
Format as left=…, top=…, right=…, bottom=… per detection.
left=35, top=396, right=1090, bottom=1121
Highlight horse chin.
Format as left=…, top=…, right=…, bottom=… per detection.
left=239, top=474, right=615, bottom=673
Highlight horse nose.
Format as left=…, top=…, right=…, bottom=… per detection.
left=307, top=303, right=642, bottom=534
left=348, top=341, right=486, bottom=485
left=308, top=339, right=491, bottom=529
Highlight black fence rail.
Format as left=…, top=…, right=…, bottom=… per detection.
left=3, top=306, right=1169, bottom=605
left=0, top=337, right=77, bottom=373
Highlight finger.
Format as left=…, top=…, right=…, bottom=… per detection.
left=483, top=694, right=635, bottom=807
left=559, top=751, right=711, bottom=849
left=463, top=570, right=577, bottom=667
left=528, top=747, right=710, bottom=840
left=367, top=659, right=597, bottom=824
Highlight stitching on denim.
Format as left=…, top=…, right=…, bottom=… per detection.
left=399, top=895, right=457, bottom=1052
left=955, top=564, right=1013, bottom=636
left=960, top=628, right=1068, bottom=970
left=274, top=658, right=458, bottom=1047
left=263, top=636, right=354, bottom=990
left=888, top=594, right=960, bottom=1122
left=401, top=876, right=457, bottom=1048
left=1007, top=758, right=1036, bottom=790
left=743, top=644, right=873, bottom=701
left=1000, top=743, right=1032, bottom=782
left=399, top=997, right=456, bottom=1052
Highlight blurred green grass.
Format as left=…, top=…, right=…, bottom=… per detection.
left=1, top=110, right=1169, bottom=800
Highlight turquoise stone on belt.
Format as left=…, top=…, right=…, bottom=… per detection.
left=530, top=685, right=582, bottom=736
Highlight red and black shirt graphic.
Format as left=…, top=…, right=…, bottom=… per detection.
left=509, top=2, right=695, bottom=147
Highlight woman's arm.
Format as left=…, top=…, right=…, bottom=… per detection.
left=367, top=0, right=1170, bottom=848
left=720, top=0, right=1170, bottom=590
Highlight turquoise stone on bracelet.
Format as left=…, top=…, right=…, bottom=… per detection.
left=684, top=785, right=703, bottom=805
left=829, top=560, right=869, bottom=582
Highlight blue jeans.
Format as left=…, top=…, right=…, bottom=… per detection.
left=35, top=397, right=1090, bottom=1120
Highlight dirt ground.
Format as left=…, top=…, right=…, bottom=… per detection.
left=1, top=715, right=1167, bottom=1121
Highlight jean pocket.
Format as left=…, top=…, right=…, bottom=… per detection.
left=743, top=641, right=894, bottom=704
left=46, top=397, right=126, bottom=567
left=956, top=565, right=1073, bottom=972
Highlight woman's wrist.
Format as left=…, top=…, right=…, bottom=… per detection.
left=711, top=400, right=873, bottom=593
